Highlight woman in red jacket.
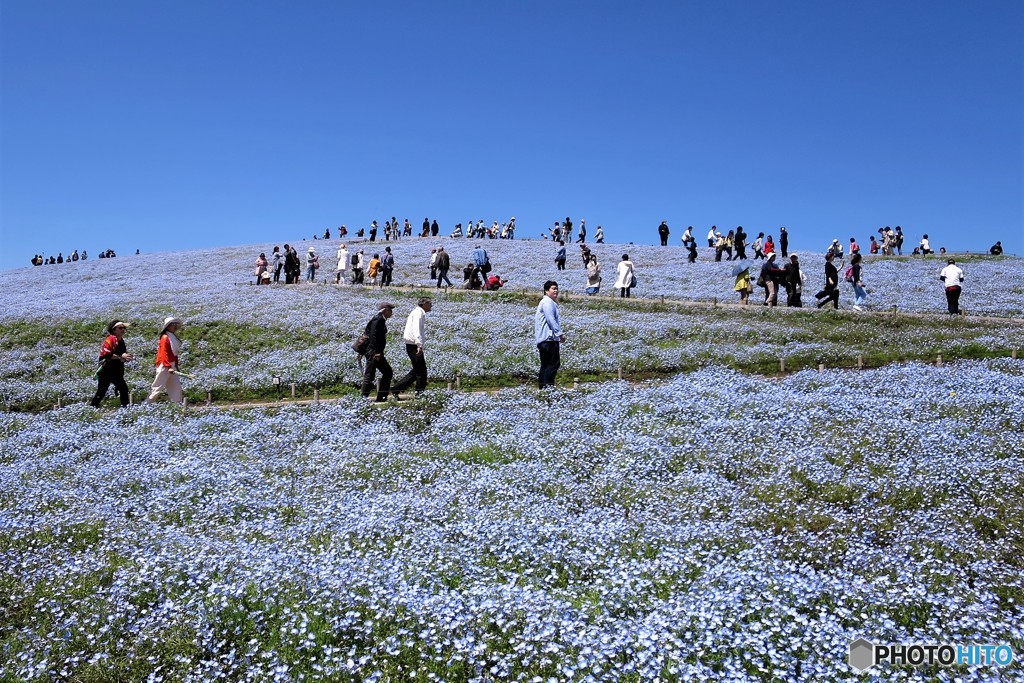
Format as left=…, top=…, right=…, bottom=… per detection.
left=145, top=317, right=184, bottom=404
left=90, top=321, right=134, bottom=407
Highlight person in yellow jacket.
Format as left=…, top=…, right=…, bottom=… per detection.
left=367, top=253, right=382, bottom=286
left=734, top=267, right=753, bottom=305
left=146, top=317, right=184, bottom=404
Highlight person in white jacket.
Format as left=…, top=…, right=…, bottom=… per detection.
left=614, top=254, right=635, bottom=298
left=335, top=244, right=348, bottom=284
left=392, top=298, right=432, bottom=396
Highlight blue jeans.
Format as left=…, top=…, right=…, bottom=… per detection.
left=436, top=268, right=453, bottom=287
left=306, top=265, right=316, bottom=281
left=853, top=284, right=867, bottom=306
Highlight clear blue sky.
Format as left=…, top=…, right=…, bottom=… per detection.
left=2, top=1, right=1021, bottom=269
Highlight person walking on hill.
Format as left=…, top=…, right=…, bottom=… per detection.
left=535, top=281, right=565, bottom=389
left=849, top=252, right=867, bottom=310
left=555, top=241, right=567, bottom=270
left=734, top=226, right=747, bottom=260
left=392, top=298, right=432, bottom=396
left=782, top=253, right=803, bottom=307
left=734, top=267, right=753, bottom=305
left=752, top=233, right=765, bottom=260
left=658, top=221, right=670, bottom=246
left=336, top=243, right=349, bottom=284
left=614, top=253, right=636, bottom=298
left=380, top=247, right=395, bottom=287
left=779, top=227, right=789, bottom=258
left=814, top=252, right=840, bottom=309
left=435, top=246, right=453, bottom=288
left=351, top=250, right=365, bottom=285
left=145, top=317, right=184, bottom=404
left=359, top=302, right=395, bottom=402
left=707, top=226, right=717, bottom=248
left=939, top=258, right=965, bottom=315
left=90, top=321, right=134, bottom=407
left=595, top=225, right=605, bottom=243
left=759, top=253, right=784, bottom=306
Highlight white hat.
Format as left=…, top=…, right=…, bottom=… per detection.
left=308, top=247, right=316, bottom=253
left=162, top=316, right=182, bottom=327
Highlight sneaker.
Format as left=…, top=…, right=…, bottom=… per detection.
left=852, top=305, right=862, bottom=311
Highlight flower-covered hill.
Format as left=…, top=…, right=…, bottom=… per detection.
left=2, top=238, right=1023, bottom=410
left=6, top=237, right=1024, bottom=317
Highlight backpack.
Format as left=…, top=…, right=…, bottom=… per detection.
left=312, top=256, right=320, bottom=270
left=351, top=254, right=359, bottom=266
left=844, top=266, right=854, bottom=283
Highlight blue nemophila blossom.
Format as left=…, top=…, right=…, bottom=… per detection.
left=2, top=360, right=1023, bottom=681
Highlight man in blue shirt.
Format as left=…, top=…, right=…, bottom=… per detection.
left=471, top=244, right=489, bottom=280
left=534, top=280, right=566, bottom=389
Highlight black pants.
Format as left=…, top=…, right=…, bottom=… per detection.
left=537, top=340, right=560, bottom=388
left=815, top=287, right=839, bottom=309
left=735, top=245, right=746, bottom=260
left=361, top=354, right=393, bottom=401
left=620, top=287, right=631, bottom=298
left=91, top=368, right=129, bottom=407
left=660, top=236, right=668, bottom=246
left=945, top=286, right=962, bottom=314
left=556, top=259, right=566, bottom=270
left=274, top=264, right=282, bottom=282
left=381, top=268, right=393, bottom=286
left=393, top=344, right=428, bottom=394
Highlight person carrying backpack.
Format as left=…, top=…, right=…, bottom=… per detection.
left=380, top=247, right=395, bottom=287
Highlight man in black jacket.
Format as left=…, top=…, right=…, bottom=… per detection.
left=658, top=221, right=670, bottom=246
left=814, top=252, right=840, bottom=309
left=360, top=302, right=395, bottom=402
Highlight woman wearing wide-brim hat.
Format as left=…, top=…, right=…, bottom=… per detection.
left=145, top=316, right=184, bottom=404
left=90, top=320, right=135, bottom=407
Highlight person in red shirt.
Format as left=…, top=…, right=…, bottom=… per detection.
left=90, top=321, right=134, bottom=407
left=146, top=317, right=184, bottom=404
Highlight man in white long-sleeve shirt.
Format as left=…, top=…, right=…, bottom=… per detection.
left=534, top=281, right=566, bottom=389
left=392, top=298, right=432, bottom=396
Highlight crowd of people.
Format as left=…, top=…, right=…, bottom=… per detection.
left=30, top=249, right=123, bottom=265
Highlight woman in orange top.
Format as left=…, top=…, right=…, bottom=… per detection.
left=90, top=320, right=134, bottom=407
left=145, top=316, right=184, bottom=404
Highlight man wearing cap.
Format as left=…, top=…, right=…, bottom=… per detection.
left=392, top=298, right=432, bottom=397
left=360, top=303, right=395, bottom=402
left=146, top=317, right=184, bottom=404
left=939, top=258, right=965, bottom=315
left=91, top=320, right=135, bottom=407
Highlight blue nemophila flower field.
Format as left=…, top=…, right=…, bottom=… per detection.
left=2, top=239, right=1023, bottom=410
left=2, top=360, right=1022, bottom=681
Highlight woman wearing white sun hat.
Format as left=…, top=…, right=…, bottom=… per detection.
left=146, top=317, right=184, bottom=404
